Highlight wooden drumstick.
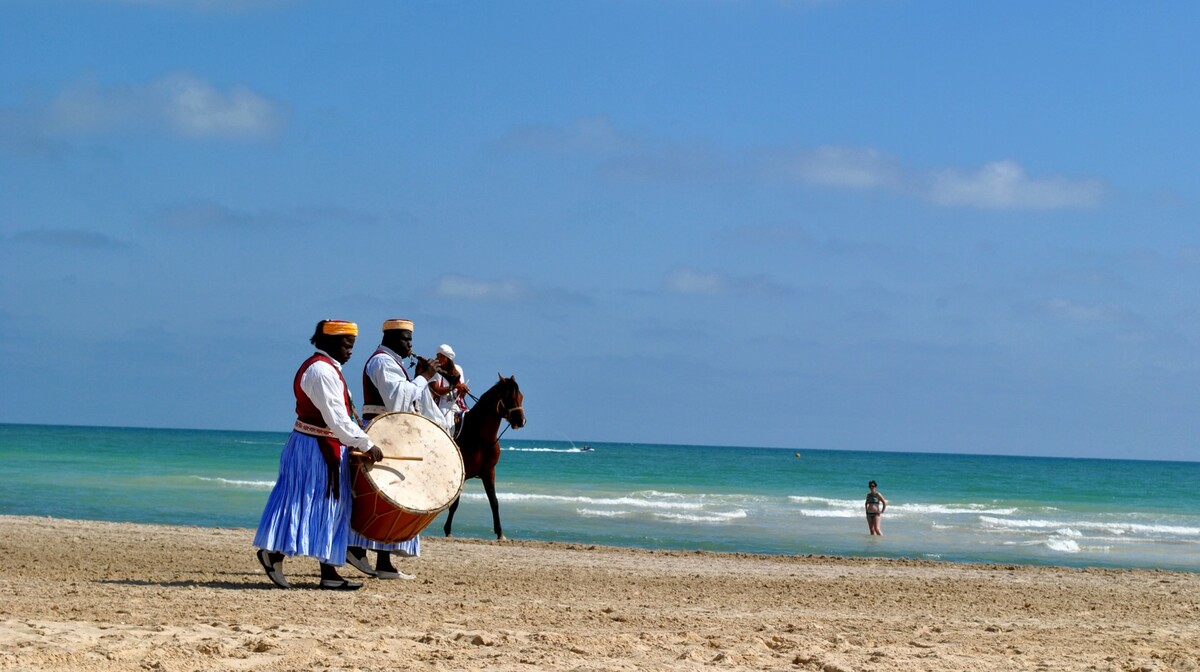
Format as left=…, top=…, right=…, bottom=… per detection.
left=351, top=450, right=424, bottom=461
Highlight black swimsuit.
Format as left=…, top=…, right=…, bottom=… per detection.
left=866, top=493, right=882, bottom=517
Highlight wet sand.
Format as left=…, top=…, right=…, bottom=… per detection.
left=1, top=515, right=1197, bottom=671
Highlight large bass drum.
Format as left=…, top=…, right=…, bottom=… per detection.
left=351, top=412, right=465, bottom=543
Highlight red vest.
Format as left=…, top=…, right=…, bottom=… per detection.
left=294, top=353, right=353, bottom=429
left=292, top=352, right=355, bottom=500
left=361, top=348, right=409, bottom=422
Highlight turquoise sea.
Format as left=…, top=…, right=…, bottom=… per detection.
left=1, top=423, right=1197, bottom=571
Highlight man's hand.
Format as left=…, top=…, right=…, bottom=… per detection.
left=414, top=355, right=436, bottom=380
left=367, top=446, right=383, bottom=464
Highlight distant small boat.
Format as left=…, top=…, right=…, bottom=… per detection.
left=794, top=452, right=802, bottom=458
left=580, top=445, right=594, bottom=452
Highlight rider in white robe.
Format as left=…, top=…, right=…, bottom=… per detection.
left=429, top=343, right=469, bottom=435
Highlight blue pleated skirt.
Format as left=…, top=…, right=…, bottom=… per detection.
left=346, top=530, right=421, bottom=557
left=253, top=431, right=352, bottom=566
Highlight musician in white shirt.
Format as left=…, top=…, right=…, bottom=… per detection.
left=346, top=319, right=446, bottom=580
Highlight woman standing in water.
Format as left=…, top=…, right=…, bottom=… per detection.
left=865, top=480, right=887, bottom=535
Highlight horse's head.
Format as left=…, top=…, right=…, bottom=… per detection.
left=496, top=374, right=525, bottom=429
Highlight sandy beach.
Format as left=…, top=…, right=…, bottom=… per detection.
left=1, top=516, right=1197, bottom=671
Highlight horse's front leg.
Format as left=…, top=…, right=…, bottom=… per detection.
left=443, top=495, right=461, bottom=537
left=482, top=467, right=505, bottom=540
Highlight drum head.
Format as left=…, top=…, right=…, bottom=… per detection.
left=363, top=412, right=464, bottom=514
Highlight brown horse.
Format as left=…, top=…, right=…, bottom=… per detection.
left=443, top=374, right=525, bottom=540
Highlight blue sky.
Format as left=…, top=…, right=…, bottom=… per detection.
left=1, top=1, right=1197, bottom=461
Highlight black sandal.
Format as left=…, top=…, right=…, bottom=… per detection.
left=319, top=578, right=362, bottom=591
left=256, top=549, right=290, bottom=589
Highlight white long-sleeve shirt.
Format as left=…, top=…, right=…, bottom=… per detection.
left=299, top=350, right=373, bottom=451
left=431, top=363, right=466, bottom=423
left=364, top=346, right=449, bottom=431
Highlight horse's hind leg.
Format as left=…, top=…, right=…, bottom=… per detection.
left=482, top=469, right=505, bottom=540
left=443, top=496, right=461, bottom=537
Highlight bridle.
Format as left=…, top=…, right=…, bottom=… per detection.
left=465, top=380, right=524, bottom=445
left=497, top=393, right=524, bottom=427
left=497, top=397, right=521, bottom=419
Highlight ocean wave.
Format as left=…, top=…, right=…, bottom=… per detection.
left=895, top=503, right=1019, bottom=516
left=503, top=447, right=590, bottom=453
left=788, top=495, right=1018, bottom=516
left=463, top=492, right=705, bottom=510
left=979, top=516, right=1200, bottom=539
left=638, top=490, right=768, bottom=503
left=653, top=509, right=747, bottom=524
left=460, top=490, right=751, bottom=524
left=1002, top=536, right=1081, bottom=554
left=1044, top=538, right=1080, bottom=553
left=192, top=476, right=274, bottom=489
left=789, top=496, right=861, bottom=508
left=797, top=509, right=860, bottom=519
left=577, top=508, right=630, bottom=518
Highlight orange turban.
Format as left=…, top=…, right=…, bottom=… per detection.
left=321, top=320, right=359, bottom=336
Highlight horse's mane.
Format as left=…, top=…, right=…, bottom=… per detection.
left=474, top=377, right=510, bottom=405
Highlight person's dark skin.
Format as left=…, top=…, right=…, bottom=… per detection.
left=311, top=331, right=356, bottom=364
left=379, top=329, right=436, bottom=380
left=329, top=335, right=355, bottom=365
left=380, top=329, right=412, bottom=357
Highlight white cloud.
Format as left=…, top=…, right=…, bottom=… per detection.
left=503, top=118, right=1106, bottom=211
left=665, top=268, right=787, bottom=297
left=48, top=73, right=286, bottom=140
left=769, top=145, right=903, bottom=190
left=666, top=269, right=729, bottom=296
left=928, top=160, right=1105, bottom=210
left=776, top=152, right=1104, bottom=210
left=431, top=276, right=532, bottom=303
left=428, top=274, right=592, bottom=308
